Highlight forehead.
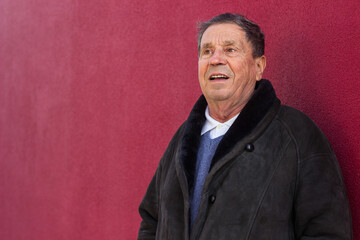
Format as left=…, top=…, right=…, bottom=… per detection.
left=200, top=23, right=247, bottom=47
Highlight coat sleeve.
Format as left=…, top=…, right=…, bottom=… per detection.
left=294, top=152, right=353, bottom=239
left=137, top=123, right=185, bottom=240
left=138, top=165, right=161, bottom=240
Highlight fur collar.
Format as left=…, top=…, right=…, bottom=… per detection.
left=179, top=79, right=280, bottom=189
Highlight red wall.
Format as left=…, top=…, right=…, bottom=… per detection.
left=1, top=0, right=359, bottom=239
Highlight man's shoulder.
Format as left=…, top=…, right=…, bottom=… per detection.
left=275, top=105, right=332, bottom=156
left=165, top=121, right=187, bottom=149
left=277, top=104, right=310, bottom=120
left=159, top=121, right=187, bottom=156
left=276, top=105, right=321, bottom=131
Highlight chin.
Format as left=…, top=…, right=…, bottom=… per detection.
left=205, top=91, right=232, bottom=102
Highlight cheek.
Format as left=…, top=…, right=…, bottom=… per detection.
left=234, top=60, right=255, bottom=78
left=198, top=60, right=208, bottom=78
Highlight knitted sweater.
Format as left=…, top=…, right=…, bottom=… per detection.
left=190, top=131, right=223, bottom=228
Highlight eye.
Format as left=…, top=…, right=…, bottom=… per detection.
left=226, top=48, right=236, bottom=53
left=203, top=49, right=212, bottom=55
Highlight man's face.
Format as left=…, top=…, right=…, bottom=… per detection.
left=198, top=23, right=265, bottom=109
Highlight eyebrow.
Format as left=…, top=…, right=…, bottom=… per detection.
left=201, top=43, right=212, bottom=50
left=223, top=40, right=236, bottom=46
left=201, top=40, right=237, bottom=50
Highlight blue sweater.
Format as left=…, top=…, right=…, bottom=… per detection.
left=190, top=131, right=223, bottom=228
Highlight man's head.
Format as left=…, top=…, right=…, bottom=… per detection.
left=197, top=13, right=265, bottom=59
left=197, top=13, right=266, bottom=121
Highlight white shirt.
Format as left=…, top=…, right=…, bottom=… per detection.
left=201, top=107, right=240, bottom=139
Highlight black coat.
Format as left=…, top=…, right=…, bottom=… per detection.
left=138, top=79, right=353, bottom=240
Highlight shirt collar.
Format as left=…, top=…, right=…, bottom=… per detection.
left=201, top=106, right=240, bottom=136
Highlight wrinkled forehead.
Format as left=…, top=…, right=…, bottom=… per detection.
left=200, top=23, right=247, bottom=48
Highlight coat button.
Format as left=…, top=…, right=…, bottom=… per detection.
left=209, top=194, right=216, bottom=203
left=245, top=143, right=255, bottom=152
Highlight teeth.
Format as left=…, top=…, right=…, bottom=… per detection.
left=210, top=75, right=228, bottom=79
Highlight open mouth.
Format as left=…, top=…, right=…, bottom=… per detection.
left=209, top=74, right=229, bottom=80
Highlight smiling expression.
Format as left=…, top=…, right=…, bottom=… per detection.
left=198, top=23, right=265, bottom=112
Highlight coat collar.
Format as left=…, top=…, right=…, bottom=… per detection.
left=179, top=79, right=280, bottom=189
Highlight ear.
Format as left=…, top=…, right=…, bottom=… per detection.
left=255, top=55, right=266, bottom=81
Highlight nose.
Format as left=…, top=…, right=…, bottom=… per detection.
left=209, top=48, right=227, bottom=65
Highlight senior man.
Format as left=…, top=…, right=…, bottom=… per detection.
left=138, top=13, right=352, bottom=239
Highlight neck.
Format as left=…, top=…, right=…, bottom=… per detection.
left=207, top=89, right=255, bottom=122
left=207, top=102, right=244, bottom=123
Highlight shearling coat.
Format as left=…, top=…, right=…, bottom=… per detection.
left=138, top=79, right=352, bottom=240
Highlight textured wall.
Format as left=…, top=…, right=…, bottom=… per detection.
left=0, top=0, right=359, bottom=239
